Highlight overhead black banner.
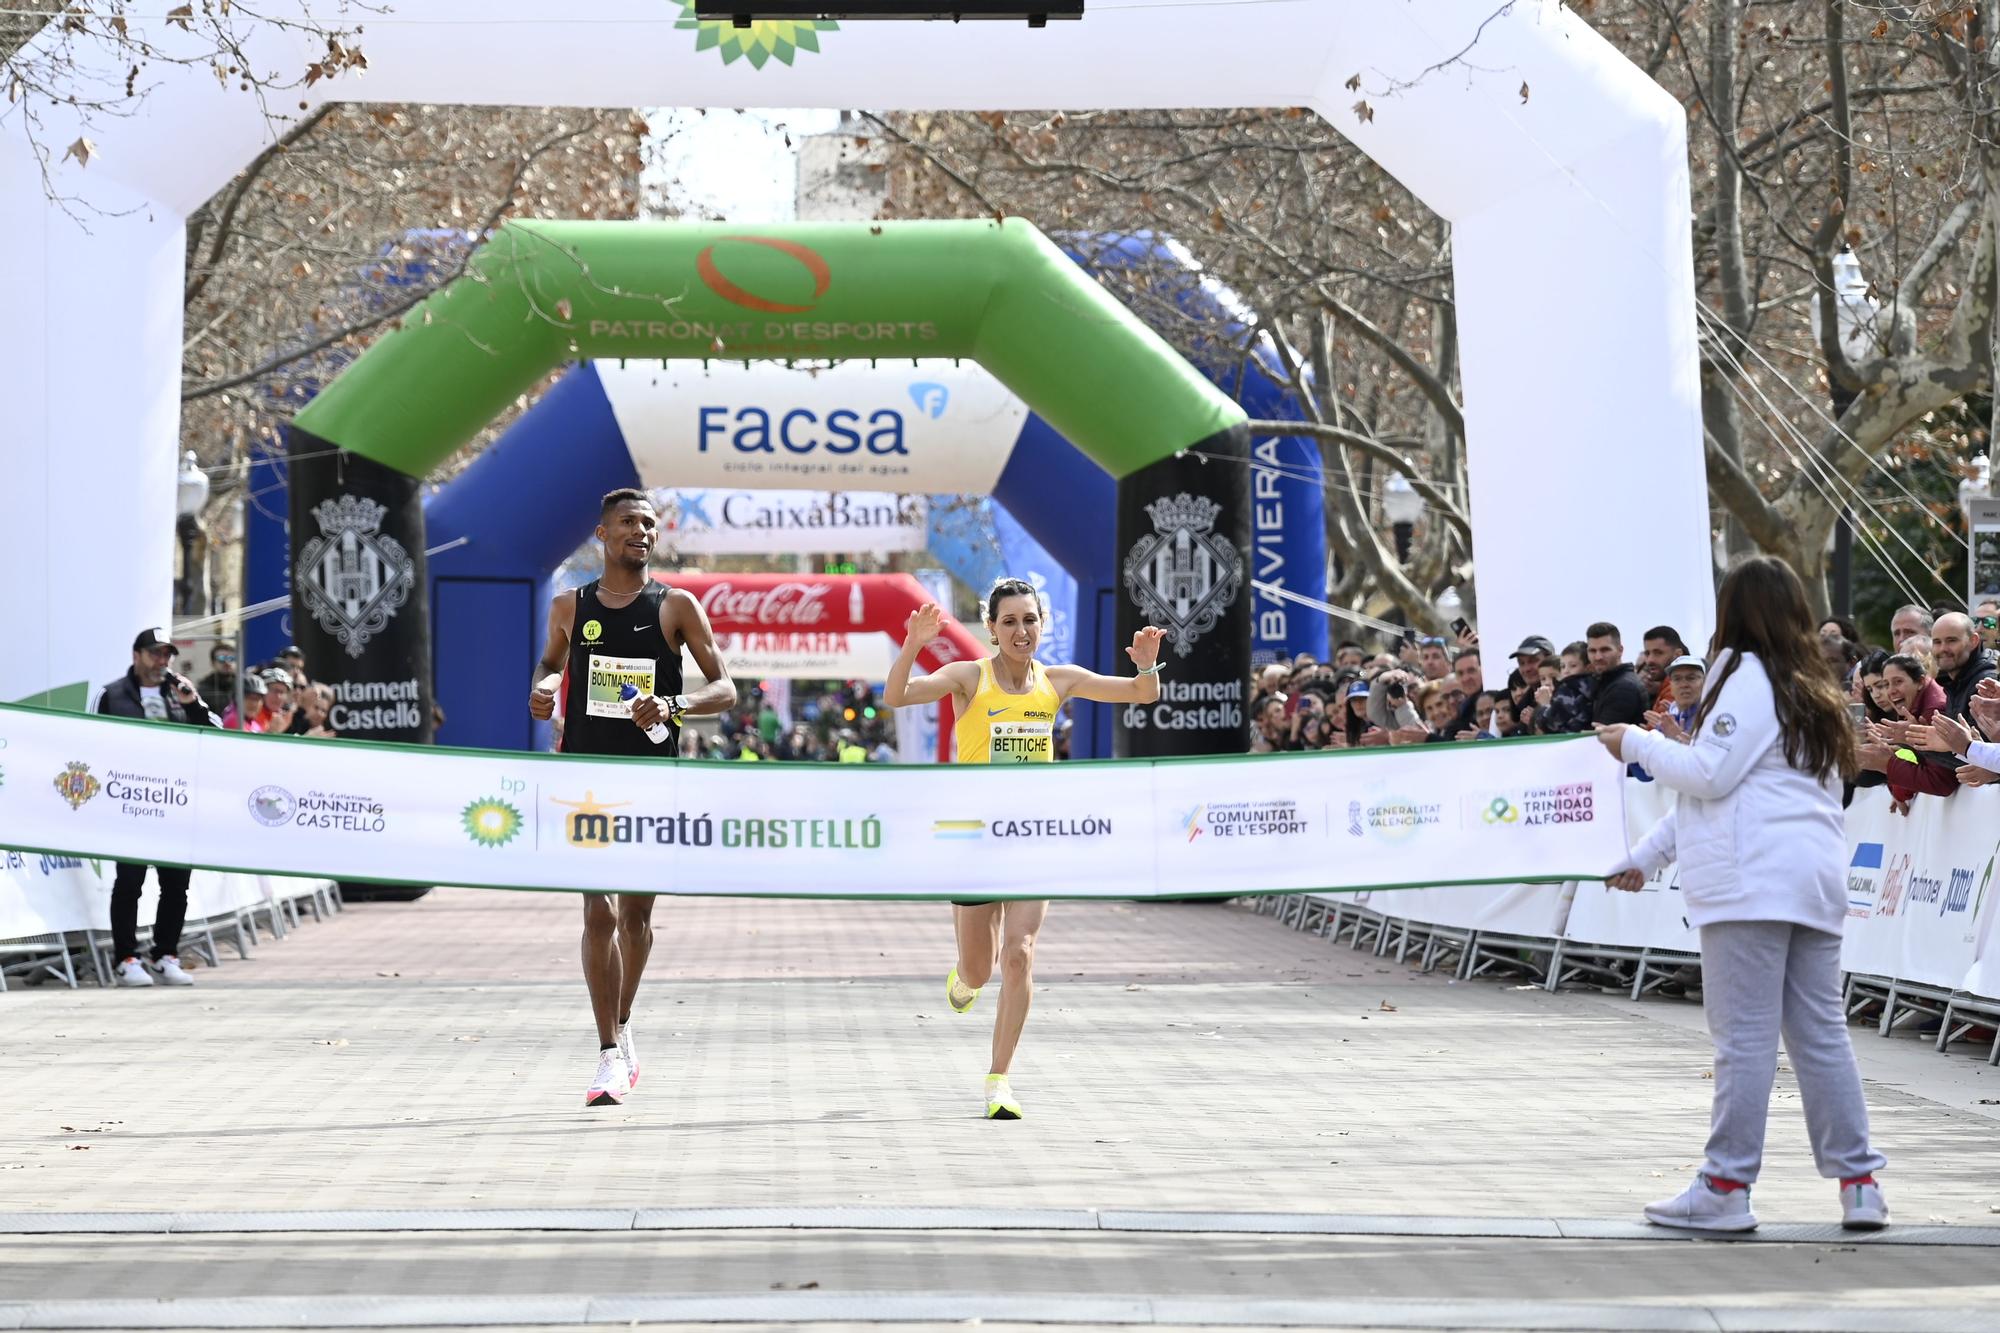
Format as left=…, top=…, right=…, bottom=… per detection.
left=287, top=430, right=434, bottom=744
left=1114, top=425, right=1252, bottom=757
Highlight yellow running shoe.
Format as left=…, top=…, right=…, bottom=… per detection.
left=946, top=967, right=980, bottom=1014
left=985, top=1073, right=1022, bottom=1121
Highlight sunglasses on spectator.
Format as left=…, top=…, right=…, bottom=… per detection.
left=1416, top=636, right=1447, bottom=647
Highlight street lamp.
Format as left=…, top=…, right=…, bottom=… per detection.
left=1809, top=245, right=1879, bottom=617
left=1382, top=472, right=1423, bottom=564
left=175, top=451, right=211, bottom=618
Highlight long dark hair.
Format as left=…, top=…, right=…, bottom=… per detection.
left=1695, top=555, right=1855, bottom=781
left=1857, top=648, right=1892, bottom=725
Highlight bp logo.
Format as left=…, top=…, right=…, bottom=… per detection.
left=53, top=761, right=99, bottom=811
left=582, top=619, right=604, bottom=643
left=462, top=797, right=523, bottom=849
left=673, top=3, right=837, bottom=68
left=1121, top=493, right=1244, bottom=657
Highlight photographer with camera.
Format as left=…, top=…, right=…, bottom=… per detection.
left=95, top=628, right=222, bottom=987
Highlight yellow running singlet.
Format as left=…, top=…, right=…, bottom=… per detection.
left=954, top=657, right=1061, bottom=764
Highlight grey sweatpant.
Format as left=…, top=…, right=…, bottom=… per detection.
left=1698, top=920, right=1886, bottom=1184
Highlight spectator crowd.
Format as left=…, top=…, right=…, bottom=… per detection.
left=1245, top=601, right=2000, bottom=814
left=189, top=639, right=340, bottom=738
left=678, top=681, right=920, bottom=764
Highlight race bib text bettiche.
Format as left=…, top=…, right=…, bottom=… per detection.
left=988, top=721, right=1053, bottom=763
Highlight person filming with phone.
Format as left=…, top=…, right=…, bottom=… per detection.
left=95, top=628, right=222, bottom=987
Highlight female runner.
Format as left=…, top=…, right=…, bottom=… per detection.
left=884, top=577, right=1165, bottom=1120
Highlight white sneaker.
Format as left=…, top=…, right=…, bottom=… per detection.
left=1643, top=1173, right=1757, bottom=1232
left=147, top=955, right=194, bottom=986
left=584, top=1048, right=630, bottom=1107
left=113, top=957, right=154, bottom=988
left=616, top=1022, right=639, bottom=1090
left=1841, top=1179, right=1889, bottom=1231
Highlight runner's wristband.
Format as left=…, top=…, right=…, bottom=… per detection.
left=1136, top=662, right=1163, bottom=677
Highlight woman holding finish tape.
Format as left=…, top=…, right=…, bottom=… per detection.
left=1596, top=555, right=1887, bottom=1233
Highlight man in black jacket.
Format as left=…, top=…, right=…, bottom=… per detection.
left=96, top=627, right=220, bottom=987
left=1586, top=621, right=1650, bottom=726
left=1932, top=613, right=1997, bottom=721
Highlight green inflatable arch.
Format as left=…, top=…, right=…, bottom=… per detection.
left=295, top=219, right=1247, bottom=476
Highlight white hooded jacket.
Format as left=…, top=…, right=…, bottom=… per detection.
left=1615, top=649, right=1848, bottom=935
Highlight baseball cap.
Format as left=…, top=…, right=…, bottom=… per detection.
left=1509, top=635, right=1556, bottom=659
left=132, top=627, right=173, bottom=652
left=1345, top=680, right=1371, bottom=700
left=281, top=644, right=304, bottom=659
left=1668, top=654, right=1706, bottom=674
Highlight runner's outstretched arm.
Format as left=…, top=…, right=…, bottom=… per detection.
left=884, top=602, right=976, bottom=709
left=1047, top=626, right=1166, bottom=704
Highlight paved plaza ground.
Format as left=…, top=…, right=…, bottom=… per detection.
left=2, top=889, right=1998, bottom=1331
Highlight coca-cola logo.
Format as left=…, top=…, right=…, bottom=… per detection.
left=699, top=581, right=832, bottom=628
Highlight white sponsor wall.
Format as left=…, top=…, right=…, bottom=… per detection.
left=1345, top=781, right=2000, bottom=1006
left=602, top=360, right=1027, bottom=495
left=0, top=708, right=1627, bottom=903
left=0, top=847, right=313, bottom=943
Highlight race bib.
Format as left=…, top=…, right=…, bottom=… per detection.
left=586, top=654, right=656, bottom=720
left=988, top=721, right=1052, bottom=764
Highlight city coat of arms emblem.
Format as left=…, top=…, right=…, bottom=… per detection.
left=296, top=495, right=415, bottom=659
left=1121, top=493, right=1244, bottom=657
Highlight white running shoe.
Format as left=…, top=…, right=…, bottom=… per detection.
left=1644, top=1173, right=1757, bottom=1232
left=616, top=1022, right=639, bottom=1090
left=984, top=1074, right=1023, bottom=1121
left=147, top=955, right=194, bottom=987
left=1841, top=1179, right=1889, bottom=1231
left=584, top=1048, right=630, bottom=1107
left=113, top=957, right=154, bottom=988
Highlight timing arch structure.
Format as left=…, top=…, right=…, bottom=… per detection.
left=1, top=0, right=1706, bottom=715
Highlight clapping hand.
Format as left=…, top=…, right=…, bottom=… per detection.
left=1644, top=709, right=1688, bottom=744
left=1877, top=719, right=1945, bottom=752
left=1930, top=711, right=1974, bottom=756
left=1971, top=689, right=2000, bottom=739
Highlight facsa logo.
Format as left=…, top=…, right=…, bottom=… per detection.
left=908, top=382, right=950, bottom=418
left=697, top=406, right=909, bottom=456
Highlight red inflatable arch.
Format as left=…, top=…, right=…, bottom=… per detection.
left=658, top=572, right=984, bottom=761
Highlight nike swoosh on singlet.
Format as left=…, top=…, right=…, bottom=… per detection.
left=987, top=707, right=1010, bottom=717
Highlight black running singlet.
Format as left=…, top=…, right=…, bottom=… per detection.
left=559, top=581, right=683, bottom=757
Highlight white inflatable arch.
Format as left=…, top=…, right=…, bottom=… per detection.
left=0, top=0, right=1706, bottom=705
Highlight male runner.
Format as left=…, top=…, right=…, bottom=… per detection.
left=529, top=488, right=735, bottom=1106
